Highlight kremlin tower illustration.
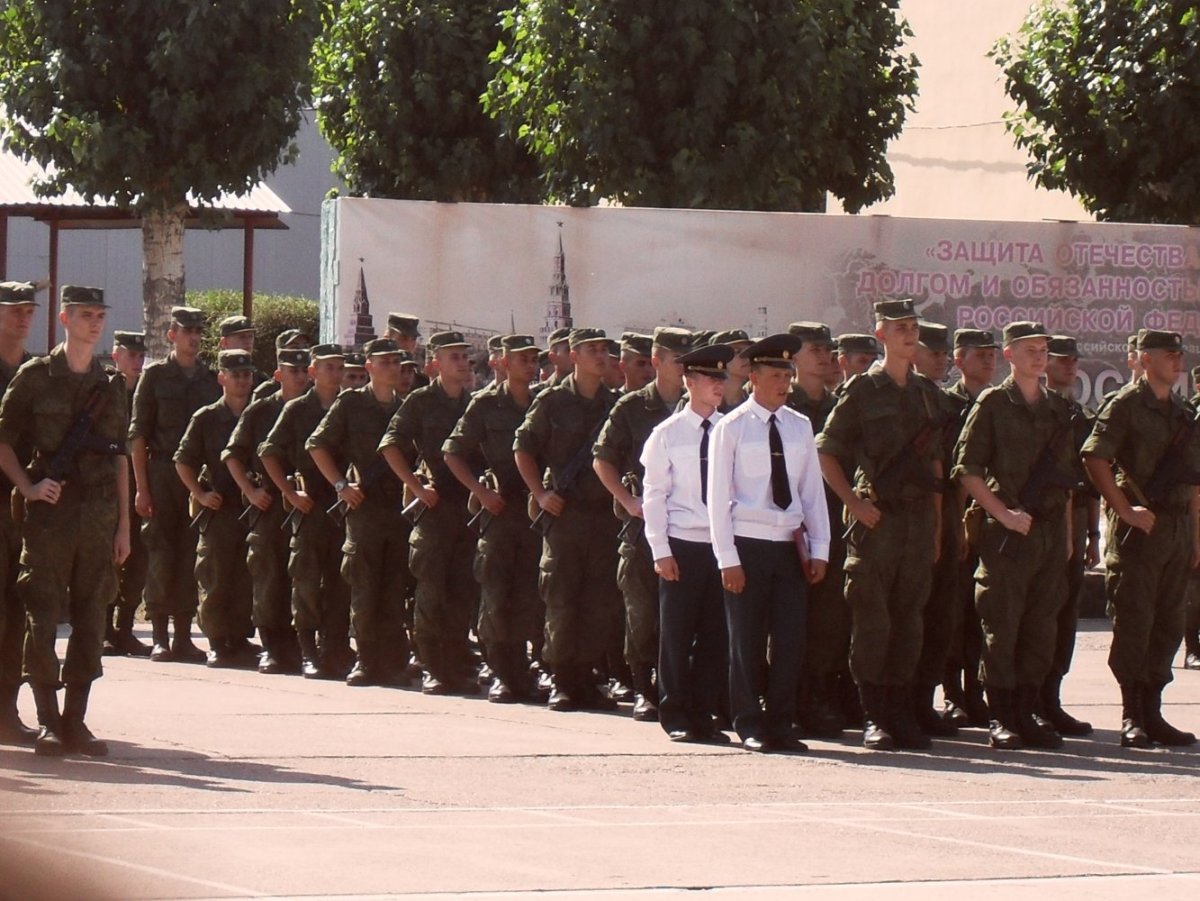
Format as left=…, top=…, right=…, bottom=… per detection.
left=539, top=224, right=573, bottom=345
left=343, top=262, right=377, bottom=349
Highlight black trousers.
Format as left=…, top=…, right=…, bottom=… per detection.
left=658, top=538, right=728, bottom=735
left=724, top=537, right=807, bottom=742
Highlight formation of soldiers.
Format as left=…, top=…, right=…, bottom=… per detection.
left=0, top=284, right=1197, bottom=757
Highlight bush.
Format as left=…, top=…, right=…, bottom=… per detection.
left=186, top=290, right=319, bottom=374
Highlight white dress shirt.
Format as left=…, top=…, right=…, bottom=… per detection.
left=640, top=406, right=723, bottom=561
left=707, top=396, right=831, bottom=569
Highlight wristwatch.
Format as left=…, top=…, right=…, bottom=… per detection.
left=334, top=478, right=349, bottom=493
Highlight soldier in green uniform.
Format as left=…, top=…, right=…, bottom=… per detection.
left=444, top=334, right=543, bottom=702
left=379, top=331, right=479, bottom=695
left=130, top=306, right=221, bottom=663
left=175, top=350, right=257, bottom=668
left=0, top=286, right=130, bottom=757
left=251, top=330, right=312, bottom=402
left=385, top=313, right=430, bottom=390
left=307, top=339, right=413, bottom=686
left=543, top=327, right=573, bottom=387
left=1042, top=335, right=1099, bottom=734
left=483, top=334, right=507, bottom=392
left=710, top=330, right=752, bottom=412
left=817, top=299, right=945, bottom=751
left=260, top=344, right=352, bottom=679
left=224, top=348, right=311, bottom=674
left=1082, top=328, right=1198, bottom=747
left=515, top=328, right=622, bottom=711
left=616, top=333, right=655, bottom=394
left=0, top=281, right=38, bottom=745
left=595, top=327, right=693, bottom=720
left=834, top=334, right=880, bottom=384
left=103, top=331, right=151, bottom=657
left=953, top=322, right=1078, bottom=750
left=341, top=352, right=369, bottom=390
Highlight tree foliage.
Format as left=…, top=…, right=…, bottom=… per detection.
left=483, top=0, right=919, bottom=212
left=188, top=289, right=319, bottom=372
left=311, top=0, right=542, bottom=202
left=993, top=0, right=1200, bottom=224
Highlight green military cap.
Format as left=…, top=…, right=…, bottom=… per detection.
left=568, top=327, right=608, bottom=348
left=397, top=350, right=420, bottom=367
left=310, top=343, right=344, bottom=360
left=651, top=327, right=693, bottom=354
left=1127, top=334, right=1139, bottom=353
left=277, top=348, right=311, bottom=368
left=61, top=285, right=107, bottom=307
left=917, top=322, right=950, bottom=352
left=1002, top=321, right=1048, bottom=346
left=1191, top=364, right=1200, bottom=382
left=112, top=330, right=147, bottom=352
left=874, top=298, right=917, bottom=321
left=745, top=333, right=804, bottom=368
left=502, top=334, right=538, bottom=353
left=275, top=328, right=311, bottom=349
left=0, top=281, right=36, bottom=305
left=218, top=315, right=255, bottom=337
left=217, top=349, right=256, bottom=371
left=546, top=327, right=572, bottom=348
left=788, top=321, right=834, bottom=347
left=537, top=349, right=549, bottom=366
left=692, top=329, right=717, bottom=347
left=1047, top=335, right=1079, bottom=358
left=677, top=343, right=734, bottom=378
left=607, top=339, right=621, bottom=358
left=1138, top=329, right=1184, bottom=352
left=428, top=330, right=471, bottom=352
left=621, top=332, right=653, bottom=357
left=486, top=334, right=505, bottom=352
left=710, top=328, right=752, bottom=347
left=836, top=333, right=880, bottom=355
left=171, top=306, right=206, bottom=329
left=344, top=351, right=366, bottom=368
left=953, top=328, right=997, bottom=350
left=386, top=313, right=422, bottom=338
left=363, top=337, right=403, bottom=357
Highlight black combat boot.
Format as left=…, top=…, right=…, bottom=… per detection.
left=112, top=605, right=151, bottom=657
left=985, top=687, right=1022, bottom=750
left=62, top=683, right=108, bottom=757
left=577, top=663, right=618, bottom=711
left=258, top=628, right=285, bottom=675
left=0, top=682, right=37, bottom=745
left=1039, top=674, right=1092, bottom=736
left=149, top=615, right=172, bottom=662
left=346, top=642, right=377, bottom=687
left=102, top=603, right=120, bottom=656
left=963, top=667, right=990, bottom=728
left=1142, top=684, right=1196, bottom=747
left=888, top=686, right=931, bottom=750
left=608, top=659, right=635, bottom=703
left=859, top=684, right=896, bottom=751
left=631, top=664, right=659, bottom=722
left=171, top=616, right=207, bottom=664
left=1185, top=632, right=1200, bottom=670
left=31, top=684, right=64, bottom=757
left=1014, top=685, right=1062, bottom=749
left=547, top=666, right=577, bottom=712
left=802, top=674, right=846, bottom=739
left=914, top=684, right=957, bottom=737
left=1120, top=683, right=1150, bottom=748
left=941, top=669, right=971, bottom=728
left=297, top=629, right=321, bottom=679
left=484, top=642, right=517, bottom=704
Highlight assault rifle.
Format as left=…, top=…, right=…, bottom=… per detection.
left=615, top=472, right=644, bottom=544
left=44, top=383, right=121, bottom=483
left=1119, top=407, right=1200, bottom=548
left=529, top=404, right=614, bottom=537
left=190, top=467, right=241, bottom=535
left=998, top=412, right=1086, bottom=558
left=325, top=456, right=397, bottom=527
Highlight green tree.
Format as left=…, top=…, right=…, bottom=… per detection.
left=993, top=0, right=1200, bottom=223
left=0, top=1, right=320, bottom=356
left=311, top=0, right=542, bottom=201
left=483, top=0, right=919, bottom=212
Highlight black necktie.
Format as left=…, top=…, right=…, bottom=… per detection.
left=768, top=414, right=792, bottom=510
left=699, top=419, right=711, bottom=505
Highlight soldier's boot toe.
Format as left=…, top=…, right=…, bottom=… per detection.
left=1185, top=652, right=1200, bottom=671
left=149, top=616, right=173, bottom=662
left=34, top=725, right=66, bottom=757
left=113, top=606, right=152, bottom=657
left=1143, top=685, right=1197, bottom=746
left=1040, top=676, right=1092, bottom=736
left=61, top=684, right=107, bottom=757
left=476, top=663, right=494, bottom=687
left=1014, top=686, right=1062, bottom=749
left=914, top=685, right=957, bottom=737
left=0, top=683, right=37, bottom=746
left=547, top=674, right=578, bottom=712
left=631, top=664, right=658, bottom=721
left=859, top=685, right=895, bottom=751
left=345, top=659, right=375, bottom=687
left=170, top=617, right=207, bottom=664
left=31, top=684, right=64, bottom=756
left=862, top=719, right=896, bottom=751
left=296, top=630, right=322, bottom=679
left=888, top=686, right=931, bottom=750
left=985, top=687, right=1023, bottom=750
left=488, top=679, right=518, bottom=704
left=632, top=693, right=659, bottom=721
left=1121, top=719, right=1151, bottom=748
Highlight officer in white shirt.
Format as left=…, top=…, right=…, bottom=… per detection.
left=641, top=343, right=738, bottom=744
left=708, top=333, right=831, bottom=752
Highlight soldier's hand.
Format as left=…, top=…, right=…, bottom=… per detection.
left=1085, top=535, right=1100, bottom=568
left=622, top=496, right=644, bottom=520
left=198, top=490, right=223, bottom=511
left=135, top=489, right=155, bottom=518
left=248, top=487, right=272, bottom=511
left=847, top=496, right=881, bottom=529
left=338, top=484, right=365, bottom=511
left=721, top=565, right=746, bottom=595
left=804, top=559, right=827, bottom=585
left=113, top=528, right=131, bottom=565
left=415, top=484, right=439, bottom=509
left=655, top=556, right=680, bottom=582
left=478, top=487, right=506, bottom=516
left=1122, top=505, right=1154, bottom=535
left=537, top=489, right=565, bottom=517
left=1002, top=508, right=1033, bottom=535
left=24, top=478, right=61, bottom=505
left=289, top=490, right=315, bottom=515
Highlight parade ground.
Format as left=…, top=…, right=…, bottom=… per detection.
left=1, top=620, right=1198, bottom=900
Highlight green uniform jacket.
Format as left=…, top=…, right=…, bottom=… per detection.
left=259, top=388, right=338, bottom=507
left=174, top=398, right=242, bottom=496
left=223, top=394, right=286, bottom=487
left=443, top=381, right=529, bottom=497
left=129, top=355, right=220, bottom=457
left=594, top=381, right=674, bottom=481
left=305, top=385, right=402, bottom=490
left=379, top=378, right=473, bottom=500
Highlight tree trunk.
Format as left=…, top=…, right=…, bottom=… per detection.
left=142, top=201, right=189, bottom=361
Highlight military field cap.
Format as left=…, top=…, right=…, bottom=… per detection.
left=0, top=281, right=36, bottom=305
left=1047, top=335, right=1079, bottom=358
left=386, top=313, right=422, bottom=338
left=1002, top=321, right=1048, bottom=347
left=537, top=350, right=549, bottom=365
left=310, top=343, right=344, bottom=360
left=607, top=339, right=621, bottom=358
left=874, top=298, right=917, bottom=321
left=1138, top=329, right=1184, bottom=352
left=217, top=349, right=256, bottom=371
left=710, top=328, right=752, bottom=347
left=363, top=337, right=403, bottom=357
left=788, top=321, right=834, bottom=347
left=745, top=333, right=804, bottom=368
left=344, top=351, right=366, bottom=368
left=621, top=332, right=653, bottom=357
left=428, top=330, right=471, bottom=352
left=547, top=326, right=571, bottom=348
left=651, top=327, right=693, bottom=355
left=113, top=331, right=146, bottom=353
left=1127, top=334, right=1139, bottom=353
left=837, top=333, right=880, bottom=356
left=953, top=328, right=997, bottom=350
left=692, top=329, right=716, bottom=347
left=171, top=306, right=206, bottom=329
left=678, top=343, right=735, bottom=379
left=486, top=334, right=505, bottom=352
left=61, top=285, right=107, bottom=307
left=502, top=334, right=538, bottom=353
left=218, top=315, right=254, bottom=336
left=917, top=322, right=950, bottom=352
left=277, top=349, right=311, bottom=368
left=398, top=350, right=420, bottom=367
left=275, top=328, right=311, bottom=349
left=568, top=327, right=608, bottom=348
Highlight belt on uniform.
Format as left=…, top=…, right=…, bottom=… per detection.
left=875, top=496, right=930, bottom=514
